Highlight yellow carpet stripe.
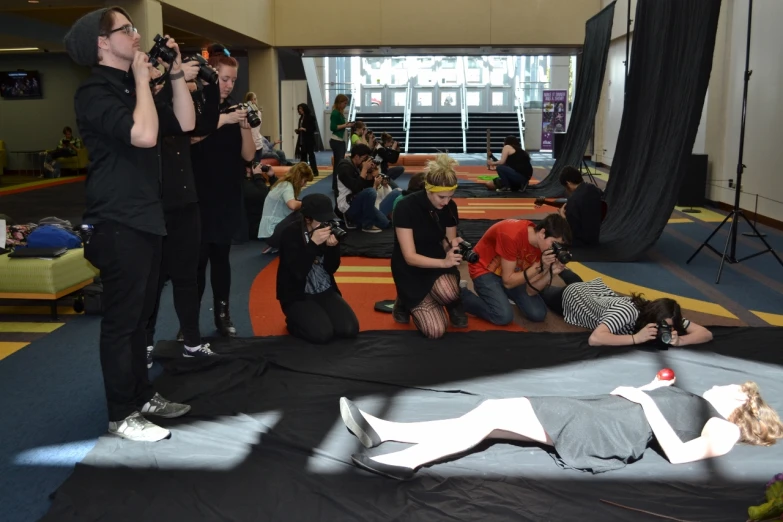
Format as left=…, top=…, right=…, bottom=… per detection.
left=336, top=266, right=391, bottom=273
left=0, top=179, right=61, bottom=194
left=567, top=262, right=737, bottom=319
left=674, top=207, right=731, bottom=223
left=667, top=218, right=693, bottom=224
left=459, top=210, right=487, bottom=214
left=0, top=342, right=29, bottom=361
left=334, top=276, right=394, bottom=284
left=0, top=305, right=78, bottom=315
left=0, top=322, right=65, bottom=333
left=750, top=311, right=783, bottom=327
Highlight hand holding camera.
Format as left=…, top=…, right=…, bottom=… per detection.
left=634, top=323, right=659, bottom=344
left=310, top=226, right=333, bottom=245
left=443, top=248, right=463, bottom=268
left=132, top=51, right=155, bottom=83
left=314, top=221, right=347, bottom=242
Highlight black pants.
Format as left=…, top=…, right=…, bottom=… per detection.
left=147, top=204, right=202, bottom=347
left=49, top=148, right=76, bottom=160
left=301, top=142, right=319, bottom=176
left=540, top=269, right=584, bottom=316
left=330, top=139, right=347, bottom=195
left=282, top=290, right=359, bottom=344
left=197, top=242, right=232, bottom=304
left=84, top=221, right=161, bottom=422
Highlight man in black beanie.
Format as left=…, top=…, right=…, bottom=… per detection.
left=65, top=6, right=195, bottom=442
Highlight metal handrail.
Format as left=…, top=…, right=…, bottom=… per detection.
left=346, top=86, right=358, bottom=151
left=403, top=79, right=413, bottom=153
left=459, top=57, right=468, bottom=153
left=515, top=87, right=527, bottom=151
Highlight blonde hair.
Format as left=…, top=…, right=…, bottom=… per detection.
left=244, top=91, right=257, bottom=103
left=333, top=94, right=349, bottom=111
left=424, top=154, right=459, bottom=189
left=271, top=163, right=314, bottom=198
left=728, top=382, right=783, bottom=446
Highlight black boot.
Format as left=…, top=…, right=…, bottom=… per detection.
left=214, top=300, right=237, bottom=337
left=446, top=299, right=468, bottom=328
left=392, top=298, right=410, bottom=324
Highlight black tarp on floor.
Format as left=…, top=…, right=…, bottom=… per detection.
left=453, top=183, right=530, bottom=199
left=340, top=218, right=498, bottom=258
left=44, top=328, right=783, bottom=522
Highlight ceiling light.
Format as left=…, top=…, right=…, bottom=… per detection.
left=0, top=47, right=40, bottom=52
left=28, top=0, right=40, bottom=3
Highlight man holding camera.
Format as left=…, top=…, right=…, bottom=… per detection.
left=558, top=166, right=604, bottom=246
left=145, top=51, right=222, bottom=366
left=66, top=7, right=195, bottom=442
left=335, top=143, right=391, bottom=233
left=459, top=214, right=573, bottom=325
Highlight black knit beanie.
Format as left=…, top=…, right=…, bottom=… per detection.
left=64, top=8, right=109, bottom=67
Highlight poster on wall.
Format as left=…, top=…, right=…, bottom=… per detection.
left=541, top=90, right=568, bottom=151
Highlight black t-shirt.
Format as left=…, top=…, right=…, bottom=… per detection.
left=391, top=190, right=459, bottom=310
left=505, top=149, right=533, bottom=181
left=566, top=182, right=603, bottom=246
left=75, top=65, right=182, bottom=236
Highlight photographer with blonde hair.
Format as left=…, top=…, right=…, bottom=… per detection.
left=391, top=155, right=468, bottom=339
left=258, top=163, right=314, bottom=252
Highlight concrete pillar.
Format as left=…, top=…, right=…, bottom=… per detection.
left=109, top=0, right=163, bottom=51
left=248, top=48, right=281, bottom=141
left=549, top=56, right=571, bottom=92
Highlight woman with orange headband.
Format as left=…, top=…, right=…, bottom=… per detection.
left=391, top=155, right=469, bottom=339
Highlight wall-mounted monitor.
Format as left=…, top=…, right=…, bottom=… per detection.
left=0, top=70, right=43, bottom=99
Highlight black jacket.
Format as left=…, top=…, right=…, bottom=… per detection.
left=276, top=215, right=342, bottom=306
left=375, top=146, right=401, bottom=175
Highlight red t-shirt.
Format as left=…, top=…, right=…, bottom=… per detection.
left=469, top=219, right=542, bottom=279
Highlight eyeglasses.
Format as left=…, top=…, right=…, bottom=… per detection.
left=104, top=24, right=138, bottom=37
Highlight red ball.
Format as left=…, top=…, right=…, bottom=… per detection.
left=657, top=368, right=675, bottom=381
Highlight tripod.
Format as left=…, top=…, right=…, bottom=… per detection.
left=687, top=0, right=783, bottom=283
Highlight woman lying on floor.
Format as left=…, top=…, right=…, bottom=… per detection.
left=537, top=274, right=714, bottom=347
left=340, top=378, right=783, bottom=480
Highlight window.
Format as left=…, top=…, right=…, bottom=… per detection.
left=466, top=91, right=481, bottom=107
left=417, top=92, right=432, bottom=106
left=440, top=92, right=456, bottom=107
left=492, top=91, right=506, bottom=106
left=394, top=92, right=407, bottom=107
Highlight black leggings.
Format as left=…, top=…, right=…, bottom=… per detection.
left=330, top=139, right=347, bottom=194
left=282, top=290, right=359, bottom=344
left=197, top=242, right=232, bottom=303
left=539, top=269, right=584, bottom=316
left=301, top=143, right=319, bottom=176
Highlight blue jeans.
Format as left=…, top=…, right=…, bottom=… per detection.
left=496, top=165, right=528, bottom=191
left=346, top=188, right=390, bottom=230
left=379, top=189, right=402, bottom=217
left=461, top=272, right=547, bottom=324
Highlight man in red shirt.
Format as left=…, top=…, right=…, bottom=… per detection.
left=461, top=214, right=572, bottom=325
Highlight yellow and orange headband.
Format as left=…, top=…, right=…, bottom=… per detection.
left=425, top=182, right=458, bottom=193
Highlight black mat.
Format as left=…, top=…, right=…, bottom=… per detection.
left=453, top=183, right=531, bottom=199
left=44, top=328, right=783, bottom=522
left=340, top=218, right=498, bottom=258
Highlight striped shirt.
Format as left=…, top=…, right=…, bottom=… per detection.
left=562, top=278, right=639, bottom=334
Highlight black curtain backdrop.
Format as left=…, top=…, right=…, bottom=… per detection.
left=585, top=0, right=722, bottom=262
left=523, top=2, right=615, bottom=198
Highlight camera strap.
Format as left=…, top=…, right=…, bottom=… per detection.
left=523, top=263, right=553, bottom=294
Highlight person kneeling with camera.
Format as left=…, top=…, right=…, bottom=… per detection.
left=392, top=155, right=468, bottom=339
left=276, top=194, right=359, bottom=344
left=460, top=214, right=573, bottom=325
left=335, top=144, right=391, bottom=233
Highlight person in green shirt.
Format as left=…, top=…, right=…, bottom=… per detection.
left=330, top=94, right=354, bottom=194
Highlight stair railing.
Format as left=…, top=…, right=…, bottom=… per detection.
left=459, top=57, right=469, bottom=153
left=403, top=78, right=413, bottom=153
left=346, top=86, right=358, bottom=152
left=515, top=86, right=527, bottom=151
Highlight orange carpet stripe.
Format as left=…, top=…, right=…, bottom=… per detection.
left=249, top=257, right=524, bottom=336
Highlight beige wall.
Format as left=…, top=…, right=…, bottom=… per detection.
left=162, top=0, right=274, bottom=45
left=248, top=48, right=280, bottom=140
left=0, top=54, right=91, bottom=170
left=113, top=0, right=164, bottom=50
left=275, top=0, right=601, bottom=47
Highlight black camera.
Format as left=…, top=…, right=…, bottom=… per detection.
left=221, top=102, right=262, bottom=128
left=657, top=321, right=673, bottom=345
left=551, top=242, right=572, bottom=264
left=318, top=221, right=347, bottom=241
left=184, top=54, right=218, bottom=85
left=456, top=240, right=479, bottom=264
left=251, top=161, right=271, bottom=173
left=147, top=34, right=177, bottom=65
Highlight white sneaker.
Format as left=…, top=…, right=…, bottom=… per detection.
left=459, top=280, right=469, bottom=289
left=146, top=345, right=153, bottom=369
left=108, top=412, right=170, bottom=442
left=362, top=226, right=383, bottom=234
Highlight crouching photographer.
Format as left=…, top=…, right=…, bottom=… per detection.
left=539, top=277, right=713, bottom=348
left=460, top=214, right=574, bottom=325
left=335, top=144, right=391, bottom=233
left=276, top=194, right=359, bottom=344
left=391, top=155, right=468, bottom=339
